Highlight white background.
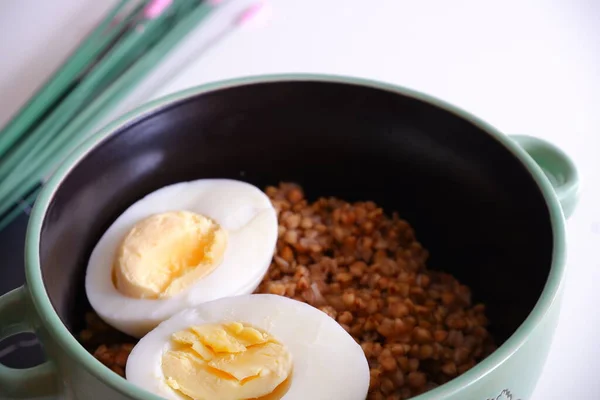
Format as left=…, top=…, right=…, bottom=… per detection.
left=1, top=1, right=599, bottom=399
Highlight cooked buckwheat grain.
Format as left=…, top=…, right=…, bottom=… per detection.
left=80, top=182, right=496, bottom=399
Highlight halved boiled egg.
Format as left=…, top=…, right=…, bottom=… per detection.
left=85, top=179, right=278, bottom=338
left=126, top=294, right=370, bottom=400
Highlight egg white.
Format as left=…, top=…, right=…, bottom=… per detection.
left=126, top=294, right=370, bottom=400
left=85, top=179, right=278, bottom=338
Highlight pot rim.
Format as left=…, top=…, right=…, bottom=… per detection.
left=26, top=74, right=566, bottom=400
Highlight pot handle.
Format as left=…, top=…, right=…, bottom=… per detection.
left=510, top=135, right=579, bottom=219
left=0, top=286, right=59, bottom=398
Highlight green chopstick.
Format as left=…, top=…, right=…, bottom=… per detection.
left=0, top=1, right=217, bottom=226
left=0, top=0, right=153, bottom=179
left=0, top=0, right=143, bottom=161
left=0, top=0, right=179, bottom=183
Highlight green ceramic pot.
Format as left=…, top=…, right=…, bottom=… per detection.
left=0, top=75, right=579, bottom=400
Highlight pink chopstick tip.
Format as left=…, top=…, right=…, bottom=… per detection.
left=144, top=0, right=173, bottom=19
left=235, top=1, right=271, bottom=27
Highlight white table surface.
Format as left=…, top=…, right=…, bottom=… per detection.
left=1, top=1, right=599, bottom=399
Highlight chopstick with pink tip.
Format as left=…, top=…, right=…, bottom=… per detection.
left=0, top=0, right=273, bottom=230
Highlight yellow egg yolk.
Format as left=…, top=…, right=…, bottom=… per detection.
left=162, top=322, right=293, bottom=400
left=113, top=211, right=227, bottom=299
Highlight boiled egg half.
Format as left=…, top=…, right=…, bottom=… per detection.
left=85, top=179, right=278, bottom=338
left=126, top=294, right=370, bottom=400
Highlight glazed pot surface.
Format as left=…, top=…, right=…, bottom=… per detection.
left=44, top=79, right=554, bottom=343
left=0, top=75, right=575, bottom=400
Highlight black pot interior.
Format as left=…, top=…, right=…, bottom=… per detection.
left=39, top=80, right=554, bottom=346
